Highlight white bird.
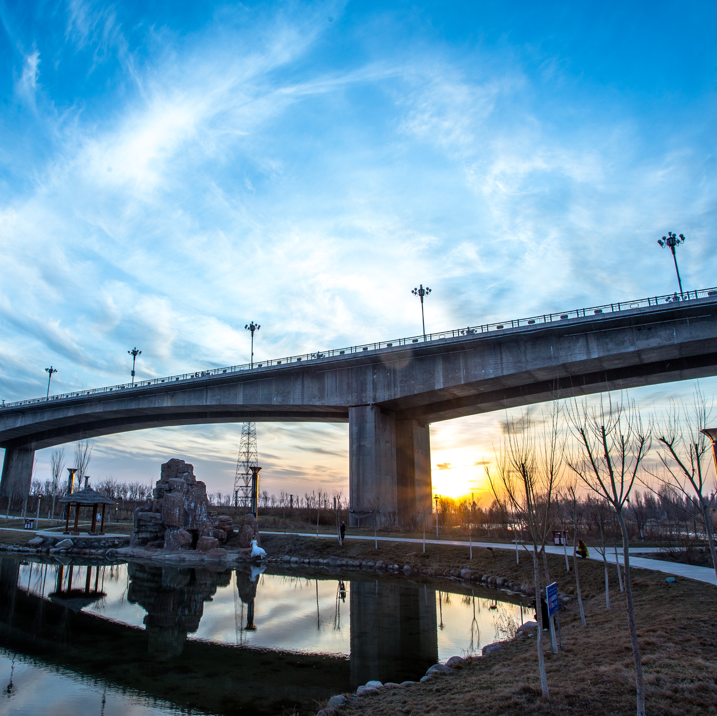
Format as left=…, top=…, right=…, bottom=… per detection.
left=250, top=539, right=267, bottom=559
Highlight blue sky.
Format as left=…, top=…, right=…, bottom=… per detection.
left=1, top=1, right=716, bottom=500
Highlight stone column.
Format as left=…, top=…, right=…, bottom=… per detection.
left=395, top=419, right=432, bottom=528
left=0, top=445, right=35, bottom=500
left=349, top=406, right=397, bottom=527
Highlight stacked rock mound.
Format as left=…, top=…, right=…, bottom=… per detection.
left=132, top=458, right=259, bottom=558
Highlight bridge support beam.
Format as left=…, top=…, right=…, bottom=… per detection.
left=349, top=406, right=431, bottom=528
left=396, top=418, right=432, bottom=525
left=0, top=446, right=35, bottom=501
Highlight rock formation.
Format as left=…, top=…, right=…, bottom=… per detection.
left=132, top=458, right=247, bottom=557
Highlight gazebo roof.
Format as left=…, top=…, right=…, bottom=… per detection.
left=59, top=486, right=115, bottom=505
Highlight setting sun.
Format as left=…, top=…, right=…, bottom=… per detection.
left=431, top=462, right=490, bottom=502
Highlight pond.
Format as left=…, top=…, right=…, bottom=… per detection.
left=0, top=556, right=530, bottom=715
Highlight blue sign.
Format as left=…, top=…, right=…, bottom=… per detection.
left=546, top=582, right=559, bottom=617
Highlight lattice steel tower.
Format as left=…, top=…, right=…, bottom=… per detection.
left=234, top=423, right=258, bottom=508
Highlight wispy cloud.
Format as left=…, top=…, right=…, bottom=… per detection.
left=15, top=49, right=40, bottom=106
left=2, top=1, right=717, bottom=497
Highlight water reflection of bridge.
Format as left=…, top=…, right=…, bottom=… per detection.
left=0, top=558, right=524, bottom=714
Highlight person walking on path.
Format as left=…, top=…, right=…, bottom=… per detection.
left=340, top=521, right=346, bottom=545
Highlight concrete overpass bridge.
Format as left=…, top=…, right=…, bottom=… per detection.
left=2, top=288, right=717, bottom=525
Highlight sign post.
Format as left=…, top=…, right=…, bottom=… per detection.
left=545, top=582, right=563, bottom=646
left=546, top=581, right=560, bottom=652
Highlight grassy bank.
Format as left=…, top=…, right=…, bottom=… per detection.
left=254, top=536, right=713, bottom=716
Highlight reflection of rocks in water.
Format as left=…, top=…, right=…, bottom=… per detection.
left=127, top=563, right=231, bottom=659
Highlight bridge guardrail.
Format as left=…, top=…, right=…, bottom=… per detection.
left=2, top=287, right=716, bottom=410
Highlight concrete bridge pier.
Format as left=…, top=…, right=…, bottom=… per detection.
left=0, top=445, right=35, bottom=501
left=349, top=406, right=431, bottom=528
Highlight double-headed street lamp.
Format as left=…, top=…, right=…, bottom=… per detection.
left=245, top=322, right=260, bottom=368
left=657, top=232, right=686, bottom=296
left=128, top=347, right=142, bottom=385
left=44, top=366, right=57, bottom=399
left=412, top=284, right=432, bottom=339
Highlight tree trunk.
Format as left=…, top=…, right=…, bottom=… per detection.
left=617, top=510, right=646, bottom=716
left=701, top=503, right=717, bottom=584
left=603, top=554, right=610, bottom=609
left=532, top=549, right=549, bottom=698
left=598, top=520, right=610, bottom=608
left=572, top=530, right=587, bottom=627
left=614, top=543, right=624, bottom=592
left=541, top=550, right=558, bottom=653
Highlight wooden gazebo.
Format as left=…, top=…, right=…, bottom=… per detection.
left=59, top=481, right=115, bottom=536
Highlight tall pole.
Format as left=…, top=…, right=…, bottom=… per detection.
left=45, top=367, right=57, bottom=399
left=434, top=493, right=440, bottom=539
left=245, top=322, right=260, bottom=369
left=128, top=347, right=142, bottom=385
left=249, top=466, right=262, bottom=518
left=412, top=285, right=432, bottom=339
left=64, top=468, right=78, bottom=521
left=657, top=232, right=686, bottom=296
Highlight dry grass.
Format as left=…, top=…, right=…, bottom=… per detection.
left=290, top=541, right=715, bottom=716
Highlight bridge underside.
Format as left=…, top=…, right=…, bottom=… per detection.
left=2, top=298, right=717, bottom=526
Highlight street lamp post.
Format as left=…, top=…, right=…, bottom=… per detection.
left=44, top=367, right=57, bottom=399
left=63, top=468, right=78, bottom=520
left=245, top=322, right=260, bottom=369
left=657, top=232, right=686, bottom=296
left=701, top=428, right=717, bottom=477
left=128, top=348, right=142, bottom=385
left=249, top=466, right=262, bottom=518
left=412, top=284, right=431, bottom=339
left=434, top=493, right=441, bottom=539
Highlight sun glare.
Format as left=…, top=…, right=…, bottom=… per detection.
left=431, top=462, right=492, bottom=503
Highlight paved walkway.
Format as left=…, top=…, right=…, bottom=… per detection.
left=263, top=531, right=717, bottom=586
left=2, top=524, right=713, bottom=586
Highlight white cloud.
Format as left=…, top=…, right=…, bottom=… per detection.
left=15, top=50, right=40, bottom=106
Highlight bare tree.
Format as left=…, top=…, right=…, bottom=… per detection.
left=588, top=496, right=613, bottom=609
left=566, top=395, right=650, bottom=716
left=485, top=405, right=562, bottom=698
left=564, top=483, right=587, bottom=627
left=649, top=386, right=717, bottom=582
left=74, top=439, right=93, bottom=485
left=50, top=447, right=65, bottom=525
